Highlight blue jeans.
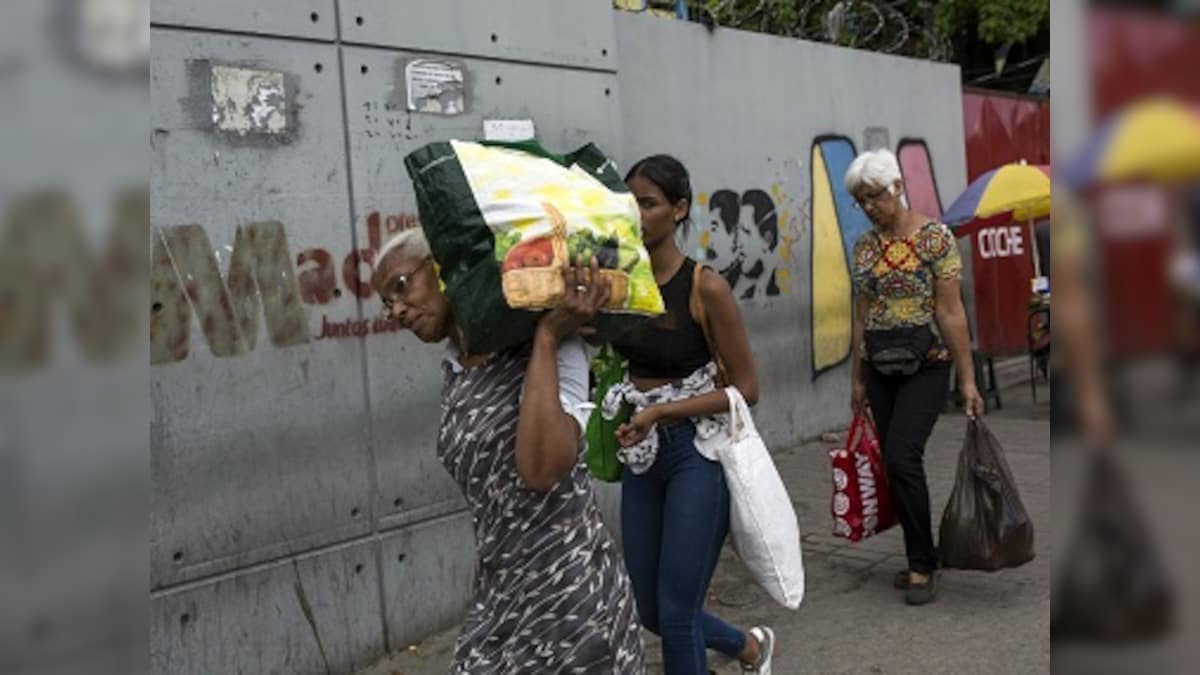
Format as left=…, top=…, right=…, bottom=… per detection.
left=621, top=421, right=746, bottom=674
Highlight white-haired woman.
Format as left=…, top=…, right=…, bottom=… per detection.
left=370, top=228, right=644, bottom=673
left=844, top=149, right=984, bottom=606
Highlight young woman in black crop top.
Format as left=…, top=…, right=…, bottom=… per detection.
left=608, top=155, right=775, bottom=674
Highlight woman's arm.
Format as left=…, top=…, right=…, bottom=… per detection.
left=851, top=293, right=868, bottom=414
left=515, top=258, right=609, bottom=492
left=934, top=276, right=984, bottom=418
left=515, top=329, right=585, bottom=492
left=663, top=267, right=758, bottom=417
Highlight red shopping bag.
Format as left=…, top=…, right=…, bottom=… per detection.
left=829, top=415, right=898, bottom=541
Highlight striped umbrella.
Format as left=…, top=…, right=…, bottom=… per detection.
left=1065, top=97, right=1200, bottom=188
left=942, top=161, right=1051, bottom=278
left=942, top=160, right=1051, bottom=226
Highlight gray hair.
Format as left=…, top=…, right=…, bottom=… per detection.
left=375, top=226, right=431, bottom=269
left=844, top=149, right=902, bottom=194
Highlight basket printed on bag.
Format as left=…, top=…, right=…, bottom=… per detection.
left=499, top=203, right=630, bottom=309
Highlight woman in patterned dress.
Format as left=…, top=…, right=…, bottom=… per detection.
left=844, top=149, right=985, bottom=606
left=371, top=228, right=643, bottom=674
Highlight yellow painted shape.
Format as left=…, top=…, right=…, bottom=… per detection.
left=776, top=267, right=792, bottom=294
left=811, top=146, right=852, bottom=373
left=696, top=192, right=708, bottom=207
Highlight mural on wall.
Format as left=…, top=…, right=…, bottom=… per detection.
left=150, top=209, right=420, bottom=366
left=0, top=188, right=148, bottom=371
left=697, top=188, right=782, bottom=300
left=810, top=136, right=873, bottom=377
left=809, top=134, right=942, bottom=379
left=897, top=138, right=943, bottom=219
left=142, top=138, right=941, bottom=369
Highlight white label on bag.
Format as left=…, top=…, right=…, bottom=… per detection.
left=833, top=467, right=848, bottom=491
left=856, top=451, right=879, bottom=527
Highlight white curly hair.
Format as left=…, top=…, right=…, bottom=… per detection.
left=844, top=149, right=902, bottom=194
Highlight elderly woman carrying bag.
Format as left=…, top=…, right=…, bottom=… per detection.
left=845, top=149, right=985, bottom=606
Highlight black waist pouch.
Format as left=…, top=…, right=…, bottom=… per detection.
left=864, top=324, right=936, bottom=376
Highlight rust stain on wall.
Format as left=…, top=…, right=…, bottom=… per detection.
left=150, top=221, right=309, bottom=365
left=0, top=188, right=147, bottom=371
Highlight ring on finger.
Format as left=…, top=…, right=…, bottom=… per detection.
left=575, top=284, right=587, bottom=293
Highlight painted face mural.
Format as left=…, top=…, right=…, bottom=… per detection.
left=700, top=189, right=781, bottom=301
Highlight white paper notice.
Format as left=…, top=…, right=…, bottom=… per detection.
left=483, top=119, right=536, bottom=142
left=405, top=59, right=465, bottom=115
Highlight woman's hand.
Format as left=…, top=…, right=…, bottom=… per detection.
left=851, top=378, right=868, bottom=416
left=960, top=381, right=985, bottom=420
left=537, top=256, right=611, bottom=341
left=616, top=407, right=660, bottom=448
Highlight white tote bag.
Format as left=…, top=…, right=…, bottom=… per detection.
left=718, top=387, right=805, bottom=609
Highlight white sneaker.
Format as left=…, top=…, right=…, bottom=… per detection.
left=741, top=626, right=774, bottom=675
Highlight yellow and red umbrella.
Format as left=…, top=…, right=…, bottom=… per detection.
left=943, top=161, right=1051, bottom=278
left=942, top=160, right=1051, bottom=226
left=1065, top=97, right=1200, bottom=188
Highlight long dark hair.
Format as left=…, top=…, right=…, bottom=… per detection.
left=625, top=154, right=693, bottom=233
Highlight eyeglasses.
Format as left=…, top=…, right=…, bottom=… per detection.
left=852, top=185, right=893, bottom=211
left=379, top=258, right=431, bottom=317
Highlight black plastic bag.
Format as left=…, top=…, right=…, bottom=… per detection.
left=938, top=419, right=1035, bottom=570
left=1051, top=449, right=1174, bottom=643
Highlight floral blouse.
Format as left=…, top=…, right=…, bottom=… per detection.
left=853, top=221, right=962, bottom=332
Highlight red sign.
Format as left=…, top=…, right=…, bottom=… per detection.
left=958, top=215, right=1038, bottom=356
left=1094, top=185, right=1174, bottom=356
left=962, top=89, right=1050, bottom=183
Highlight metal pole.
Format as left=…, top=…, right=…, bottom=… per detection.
left=1028, top=215, right=1042, bottom=279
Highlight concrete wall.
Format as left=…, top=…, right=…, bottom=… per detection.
left=149, top=3, right=965, bottom=673
left=612, top=14, right=966, bottom=448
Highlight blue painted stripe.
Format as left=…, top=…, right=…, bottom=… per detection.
left=818, top=138, right=873, bottom=267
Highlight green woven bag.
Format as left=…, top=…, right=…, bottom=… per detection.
left=585, top=345, right=630, bottom=482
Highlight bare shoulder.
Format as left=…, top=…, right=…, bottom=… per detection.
left=697, top=264, right=733, bottom=305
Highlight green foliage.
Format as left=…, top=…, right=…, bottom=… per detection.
left=935, top=0, right=1049, bottom=45
left=696, top=1, right=956, bottom=61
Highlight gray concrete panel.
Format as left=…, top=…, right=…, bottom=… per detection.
left=379, top=513, right=476, bottom=652
left=151, top=540, right=384, bottom=675
left=148, top=5, right=973, bottom=669
left=340, top=46, right=624, bottom=530
left=341, top=0, right=617, bottom=71
left=152, top=0, right=338, bottom=41
left=151, top=30, right=371, bottom=587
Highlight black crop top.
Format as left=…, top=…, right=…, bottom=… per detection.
left=611, top=258, right=713, bottom=379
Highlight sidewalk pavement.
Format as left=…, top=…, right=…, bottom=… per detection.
left=361, top=371, right=1050, bottom=675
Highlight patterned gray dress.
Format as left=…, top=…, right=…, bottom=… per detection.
left=439, top=345, right=644, bottom=674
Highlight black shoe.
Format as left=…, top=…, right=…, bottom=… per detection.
left=893, top=570, right=911, bottom=590
left=905, top=573, right=938, bottom=605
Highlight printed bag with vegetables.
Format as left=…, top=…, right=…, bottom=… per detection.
left=405, top=139, right=664, bottom=355
left=585, top=345, right=630, bottom=482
